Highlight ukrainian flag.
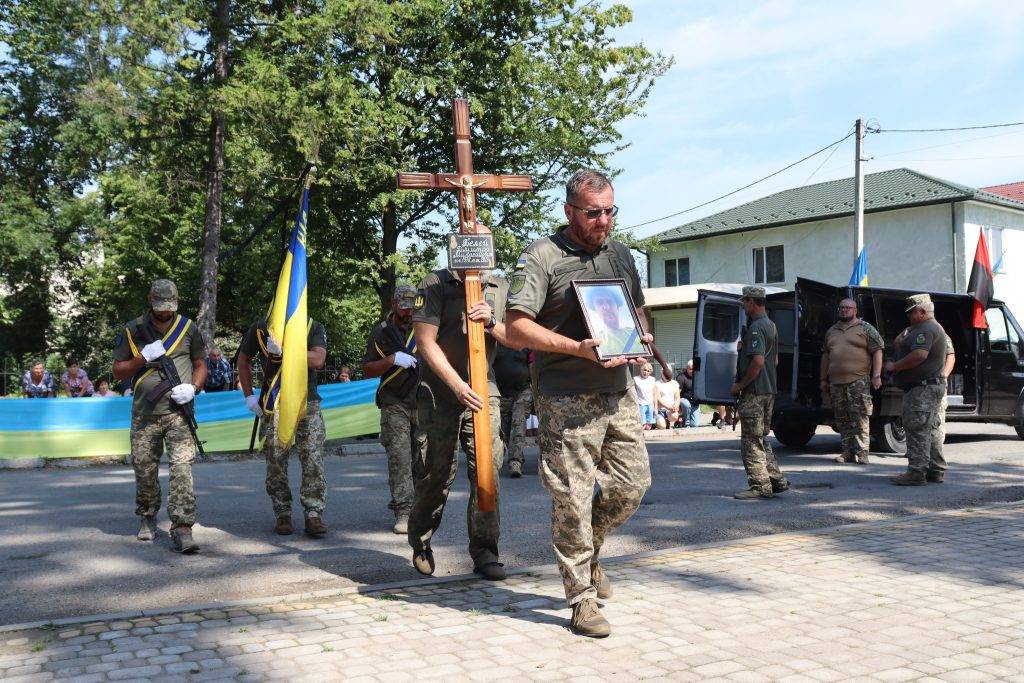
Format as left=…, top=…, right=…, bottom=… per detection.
left=849, top=248, right=869, bottom=286
left=266, top=185, right=310, bottom=447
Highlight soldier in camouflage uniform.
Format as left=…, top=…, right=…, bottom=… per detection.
left=820, top=298, right=884, bottom=464
left=505, top=170, right=652, bottom=638
left=886, top=294, right=949, bottom=485
left=494, top=343, right=533, bottom=477
left=237, top=317, right=329, bottom=537
left=408, top=245, right=510, bottom=582
left=362, top=284, right=420, bottom=534
left=730, top=286, right=789, bottom=500
left=113, top=279, right=207, bottom=554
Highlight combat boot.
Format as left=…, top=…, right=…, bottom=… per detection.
left=571, top=598, right=611, bottom=638
left=275, top=515, right=293, bottom=535
left=890, top=471, right=926, bottom=486
left=392, top=513, right=409, bottom=535
left=771, top=478, right=790, bottom=493
left=926, top=471, right=944, bottom=483
left=304, top=515, right=328, bottom=537
left=170, top=526, right=199, bottom=554
left=591, top=563, right=613, bottom=600
left=137, top=517, right=157, bottom=542
left=413, top=548, right=435, bottom=575
left=508, top=460, right=523, bottom=478
left=474, top=562, right=506, bottom=581
left=733, top=488, right=773, bottom=500
left=834, top=454, right=854, bottom=463
left=856, top=453, right=870, bottom=464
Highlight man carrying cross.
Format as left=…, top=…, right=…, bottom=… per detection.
left=407, top=225, right=514, bottom=580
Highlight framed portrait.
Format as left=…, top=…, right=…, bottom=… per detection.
left=573, top=278, right=652, bottom=361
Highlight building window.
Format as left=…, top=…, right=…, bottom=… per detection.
left=664, top=257, right=690, bottom=287
left=985, top=227, right=1005, bottom=273
left=752, top=245, right=784, bottom=284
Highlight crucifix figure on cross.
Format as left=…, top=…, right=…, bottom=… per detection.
left=397, top=98, right=533, bottom=512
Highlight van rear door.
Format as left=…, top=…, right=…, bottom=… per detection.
left=795, top=278, right=848, bottom=397
left=693, top=290, right=744, bottom=404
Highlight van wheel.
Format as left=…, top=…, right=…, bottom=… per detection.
left=773, top=423, right=816, bottom=448
left=871, top=417, right=907, bottom=454
left=1016, top=424, right=1024, bottom=440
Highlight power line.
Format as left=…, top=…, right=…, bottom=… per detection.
left=872, top=121, right=1024, bottom=133
left=621, top=130, right=856, bottom=231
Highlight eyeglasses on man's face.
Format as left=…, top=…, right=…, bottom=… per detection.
left=838, top=305, right=856, bottom=310
left=567, top=202, right=619, bottom=220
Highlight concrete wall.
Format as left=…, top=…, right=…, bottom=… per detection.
left=651, top=203, right=961, bottom=292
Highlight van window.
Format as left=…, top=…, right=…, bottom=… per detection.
left=986, top=308, right=1010, bottom=352
left=703, top=302, right=740, bottom=342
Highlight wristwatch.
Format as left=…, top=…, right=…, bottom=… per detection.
left=484, top=314, right=496, bottom=330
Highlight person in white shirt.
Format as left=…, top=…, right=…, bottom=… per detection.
left=655, top=371, right=681, bottom=429
left=633, top=362, right=657, bottom=430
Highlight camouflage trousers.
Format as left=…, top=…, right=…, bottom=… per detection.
left=737, top=393, right=785, bottom=495
left=830, top=378, right=872, bottom=460
left=380, top=403, right=416, bottom=515
left=537, top=390, right=651, bottom=607
left=500, top=387, right=533, bottom=466
left=131, top=412, right=197, bottom=528
left=902, top=384, right=946, bottom=475
left=260, top=401, right=327, bottom=517
left=409, top=392, right=503, bottom=568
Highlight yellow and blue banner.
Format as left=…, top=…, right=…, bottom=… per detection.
left=849, top=248, right=869, bottom=286
left=0, top=381, right=381, bottom=460
left=266, top=185, right=310, bottom=447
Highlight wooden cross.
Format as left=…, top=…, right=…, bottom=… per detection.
left=397, top=98, right=533, bottom=512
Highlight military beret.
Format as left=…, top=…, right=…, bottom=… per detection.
left=904, top=293, right=931, bottom=312
left=393, top=284, right=417, bottom=310
left=741, top=285, right=766, bottom=299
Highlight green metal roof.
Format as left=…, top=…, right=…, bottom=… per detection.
left=654, top=168, right=1024, bottom=244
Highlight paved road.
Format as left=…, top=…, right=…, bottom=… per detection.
left=1, top=423, right=1022, bottom=626
left=6, top=502, right=1024, bottom=681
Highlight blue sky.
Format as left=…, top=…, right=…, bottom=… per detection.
left=608, top=0, right=1024, bottom=240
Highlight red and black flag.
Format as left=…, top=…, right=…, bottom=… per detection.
left=967, top=231, right=994, bottom=329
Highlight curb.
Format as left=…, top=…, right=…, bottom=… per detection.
left=3, top=499, right=1021, bottom=635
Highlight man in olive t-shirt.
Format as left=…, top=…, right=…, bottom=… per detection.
left=885, top=293, right=948, bottom=485
left=237, top=317, right=329, bottom=537
left=112, top=279, right=207, bottom=553
left=408, top=232, right=514, bottom=582
left=505, top=170, right=653, bottom=638
left=730, top=286, right=788, bottom=500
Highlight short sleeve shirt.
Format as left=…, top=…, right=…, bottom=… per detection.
left=738, top=312, right=778, bottom=395
left=113, top=313, right=206, bottom=417
left=238, top=318, right=328, bottom=400
left=893, top=318, right=946, bottom=389
left=411, top=269, right=507, bottom=406
left=504, top=227, right=646, bottom=396
left=824, top=319, right=884, bottom=385
left=362, top=316, right=419, bottom=409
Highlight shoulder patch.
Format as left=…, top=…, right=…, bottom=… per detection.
left=514, top=256, right=527, bottom=270
left=414, top=289, right=425, bottom=310
left=509, top=273, right=526, bottom=295
left=915, top=333, right=926, bottom=345
left=751, top=337, right=760, bottom=349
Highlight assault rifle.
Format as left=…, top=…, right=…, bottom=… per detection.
left=144, top=356, right=206, bottom=457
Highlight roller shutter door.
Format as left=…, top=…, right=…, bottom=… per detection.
left=651, top=307, right=697, bottom=371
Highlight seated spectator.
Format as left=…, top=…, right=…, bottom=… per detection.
left=203, top=346, right=233, bottom=392
left=676, top=360, right=701, bottom=427
left=22, top=361, right=57, bottom=398
left=61, top=360, right=93, bottom=397
left=655, top=370, right=681, bottom=429
left=339, top=366, right=352, bottom=382
left=92, top=378, right=120, bottom=397
left=634, top=362, right=657, bottom=430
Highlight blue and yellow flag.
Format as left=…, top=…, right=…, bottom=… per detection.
left=849, top=248, right=869, bottom=286
left=266, top=185, right=310, bottom=447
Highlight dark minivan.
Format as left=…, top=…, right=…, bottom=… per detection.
left=692, top=278, right=1024, bottom=453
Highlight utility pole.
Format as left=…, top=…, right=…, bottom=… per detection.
left=853, top=118, right=865, bottom=266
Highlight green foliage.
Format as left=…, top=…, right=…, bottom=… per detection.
left=0, top=0, right=670, bottom=374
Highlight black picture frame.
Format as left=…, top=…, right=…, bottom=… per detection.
left=572, top=278, right=652, bottom=361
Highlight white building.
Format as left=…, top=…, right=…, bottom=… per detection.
left=644, top=168, right=1024, bottom=367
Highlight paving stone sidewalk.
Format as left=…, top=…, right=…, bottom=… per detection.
left=4, top=503, right=1024, bottom=682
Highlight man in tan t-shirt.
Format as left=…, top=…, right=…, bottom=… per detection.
left=820, top=298, right=883, bottom=464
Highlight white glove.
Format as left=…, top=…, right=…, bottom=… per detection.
left=393, top=351, right=417, bottom=369
left=245, top=394, right=263, bottom=416
left=141, top=340, right=167, bottom=362
left=266, top=337, right=283, bottom=356
left=169, top=383, right=196, bottom=405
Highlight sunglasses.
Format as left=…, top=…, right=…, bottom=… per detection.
left=567, top=202, right=619, bottom=219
